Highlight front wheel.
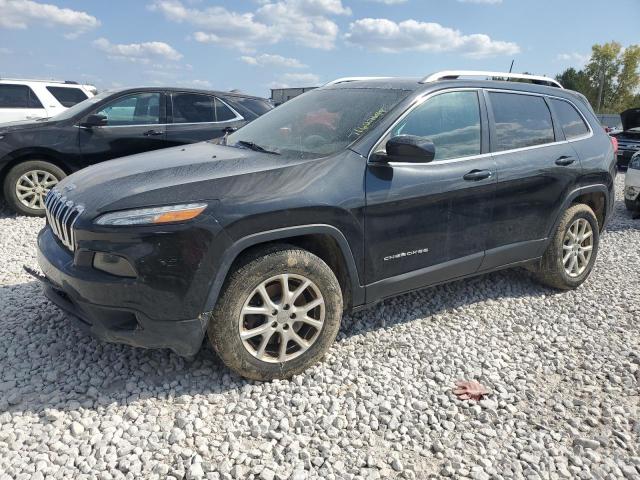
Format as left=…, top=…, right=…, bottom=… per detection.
left=208, top=245, right=343, bottom=380
left=3, top=160, right=65, bottom=216
left=533, top=204, right=599, bottom=290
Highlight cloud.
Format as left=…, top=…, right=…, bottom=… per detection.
left=345, top=18, right=520, bottom=58
left=93, top=37, right=183, bottom=64
left=556, top=52, right=590, bottom=66
left=0, top=0, right=99, bottom=37
left=458, top=0, right=502, bottom=3
left=0, top=47, right=12, bottom=55
left=281, top=72, right=321, bottom=85
left=149, top=0, right=349, bottom=51
left=365, top=0, right=408, bottom=4
left=240, top=53, right=307, bottom=68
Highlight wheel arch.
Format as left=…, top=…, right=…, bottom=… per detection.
left=0, top=148, right=71, bottom=184
left=548, top=185, right=610, bottom=240
left=203, top=225, right=364, bottom=313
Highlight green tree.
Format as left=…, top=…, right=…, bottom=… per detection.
left=555, top=41, right=640, bottom=113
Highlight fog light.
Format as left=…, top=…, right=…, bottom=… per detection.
left=93, top=252, right=137, bottom=278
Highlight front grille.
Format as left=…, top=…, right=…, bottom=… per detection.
left=44, top=189, right=84, bottom=251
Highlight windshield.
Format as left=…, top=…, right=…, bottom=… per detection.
left=226, top=88, right=410, bottom=159
left=50, top=90, right=113, bottom=121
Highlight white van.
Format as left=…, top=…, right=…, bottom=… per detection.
left=0, top=79, right=97, bottom=124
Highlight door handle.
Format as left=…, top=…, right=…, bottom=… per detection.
left=463, top=169, right=492, bottom=181
left=143, top=129, right=164, bottom=136
left=555, top=156, right=576, bottom=166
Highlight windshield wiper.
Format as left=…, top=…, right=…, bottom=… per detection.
left=235, top=140, right=280, bottom=155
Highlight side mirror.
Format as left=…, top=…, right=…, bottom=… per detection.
left=384, top=135, right=436, bottom=163
left=81, top=114, right=107, bottom=128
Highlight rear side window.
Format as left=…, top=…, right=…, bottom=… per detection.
left=0, top=84, right=43, bottom=108
left=172, top=93, right=215, bottom=123
left=214, top=98, right=237, bottom=121
left=551, top=98, right=589, bottom=140
left=489, top=92, right=554, bottom=151
left=46, top=86, right=88, bottom=107
left=390, top=90, right=482, bottom=160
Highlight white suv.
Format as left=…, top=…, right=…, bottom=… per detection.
left=0, top=79, right=96, bottom=124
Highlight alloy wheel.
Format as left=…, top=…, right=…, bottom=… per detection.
left=562, top=218, right=593, bottom=278
left=15, top=170, right=59, bottom=210
left=239, top=274, right=325, bottom=363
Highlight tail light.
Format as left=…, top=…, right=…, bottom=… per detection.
left=611, top=136, right=618, bottom=154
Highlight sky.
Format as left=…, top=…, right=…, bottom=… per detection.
left=1, top=0, right=639, bottom=98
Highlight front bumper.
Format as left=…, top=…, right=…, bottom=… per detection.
left=34, top=227, right=217, bottom=357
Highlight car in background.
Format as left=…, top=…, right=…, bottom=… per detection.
left=596, top=113, right=623, bottom=134
left=611, top=108, right=640, bottom=168
left=0, top=87, right=272, bottom=216
left=0, top=78, right=97, bottom=124
left=625, top=151, right=640, bottom=213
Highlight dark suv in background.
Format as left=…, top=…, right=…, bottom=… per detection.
left=31, top=71, right=616, bottom=380
left=0, top=87, right=272, bottom=215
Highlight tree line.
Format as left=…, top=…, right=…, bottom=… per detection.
left=555, top=41, right=640, bottom=114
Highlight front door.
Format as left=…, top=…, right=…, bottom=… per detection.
left=165, top=92, right=246, bottom=146
left=365, top=89, right=497, bottom=300
left=78, top=91, right=167, bottom=165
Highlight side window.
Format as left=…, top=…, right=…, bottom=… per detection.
left=489, top=92, right=554, bottom=151
left=46, top=86, right=88, bottom=108
left=388, top=90, right=481, bottom=161
left=214, top=97, right=237, bottom=121
left=172, top=93, right=215, bottom=123
left=551, top=98, right=590, bottom=140
left=96, top=92, right=160, bottom=126
left=0, top=84, right=43, bottom=109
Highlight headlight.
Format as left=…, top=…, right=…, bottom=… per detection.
left=95, top=203, right=207, bottom=226
left=630, top=153, right=640, bottom=170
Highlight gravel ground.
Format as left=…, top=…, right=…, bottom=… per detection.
left=0, top=174, right=638, bottom=480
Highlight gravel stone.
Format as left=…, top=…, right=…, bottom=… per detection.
left=0, top=175, right=638, bottom=478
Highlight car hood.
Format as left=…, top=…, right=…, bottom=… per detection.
left=53, top=141, right=288, bottom=216
left=621, top=108, right=640, bottom=132
left=0, top=118, right=60, bottom=133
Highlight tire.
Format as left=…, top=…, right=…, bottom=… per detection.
left=3, top=160, right=65, bottom=216
left=533, top=204, right=599, bottom=290
left=208, top=245, right=343, bottom=381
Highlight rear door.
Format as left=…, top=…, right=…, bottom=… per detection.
left=78, top=91, right=168, bottom=164
left=0, top=83, right=48, bottom=122
left=481, top=90, right=584, bottom=269
left=365, top=89, right=497, bottom=299
left=165, top=92, right=245, bottom=146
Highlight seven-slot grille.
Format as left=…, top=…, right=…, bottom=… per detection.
left=44, top=189, right=84, bottom=251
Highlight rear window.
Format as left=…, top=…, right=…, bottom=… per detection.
left=489, top=92, right=555, bottom=151
left=0, top=84, right=43, bottom=109
left=551, top=99, right=590, bottom=140
left=228, top=96, right=273, bottom=116
left=46, top=86, right=88, bottom=107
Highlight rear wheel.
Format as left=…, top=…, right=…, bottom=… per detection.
left=3, top=160, right=65, bottom=216
left=208, top=245, right=343, bottom=380
left=533, top=204, right=599, bottom=290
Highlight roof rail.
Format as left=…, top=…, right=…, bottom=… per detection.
left=421, top=70, right=563, bottom=89
left=324, top=76, right=392, bottom=86
left=0, top=77, right=84, bottom=85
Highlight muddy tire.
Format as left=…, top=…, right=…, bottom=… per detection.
left=533, top=204, right=599, bottom=290
left=208, top=245, right=343, bottom=381
left=3, top=160, right=65, bottom=216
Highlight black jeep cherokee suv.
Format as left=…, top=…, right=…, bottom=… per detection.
left=32, top=72, right=616, bottom=380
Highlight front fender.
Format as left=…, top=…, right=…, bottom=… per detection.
left=203, top=224, right=364, bottom=313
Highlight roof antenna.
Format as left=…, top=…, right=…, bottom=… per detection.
left=509, top=60, right=514, bottom=73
